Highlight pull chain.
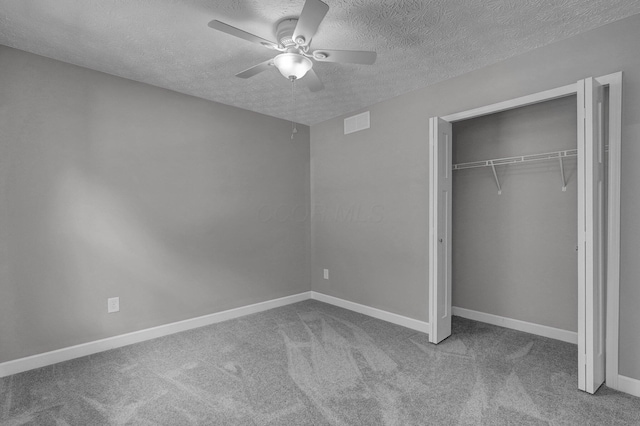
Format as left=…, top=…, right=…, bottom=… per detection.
left=291, top=76, right=297, bottom=140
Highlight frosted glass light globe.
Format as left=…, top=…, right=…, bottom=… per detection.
left=274, top=53, right=313, bottom=79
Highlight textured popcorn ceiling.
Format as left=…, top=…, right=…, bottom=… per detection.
left=1, top=1, right=639, bottom=125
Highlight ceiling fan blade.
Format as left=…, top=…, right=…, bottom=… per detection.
left=292, top=0, right=329, bottom=46
left=312, top=49, right=377, bottom=65
left=208, top=20, right=278, bottom=50
left=301, top=68, right=324, bottom=92
left=235, top=60, right=273, bottom=79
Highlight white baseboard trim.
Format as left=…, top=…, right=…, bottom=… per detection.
left=617, top=375, right=640, bottom=398
left=452, top=306, right=577, bottom=344
left=0, top=291, right=311, bottom=378
left=311, top=291, right=431, bottom=334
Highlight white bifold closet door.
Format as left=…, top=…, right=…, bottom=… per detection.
left=428, top=117, right=452, bottom=344
left=577, top=77, right=606, bottom=394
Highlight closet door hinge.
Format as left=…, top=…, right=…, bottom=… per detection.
left=578, top=231, right=587, bottom=247
left=578, top=352, right=587, bottom=369
left=579, top=105, right=586, bottom=123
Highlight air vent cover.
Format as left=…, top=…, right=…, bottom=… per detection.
left=344, top=111, right=370, bottom=135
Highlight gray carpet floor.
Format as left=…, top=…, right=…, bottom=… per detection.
left=1, top=300, right=639, bottom=425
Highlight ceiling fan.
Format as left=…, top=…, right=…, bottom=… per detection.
left=208, top=0, right=377, bottom=92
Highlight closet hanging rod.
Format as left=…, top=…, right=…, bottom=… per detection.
left=453, top=146, right=609, bottom=194
left=452, top=149, right=578, bottom=171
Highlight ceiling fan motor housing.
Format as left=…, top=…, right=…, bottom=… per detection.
left=276, top=18, right=299, bottom=48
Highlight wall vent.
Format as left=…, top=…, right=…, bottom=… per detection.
left=344, top=111, right=370, bottom=135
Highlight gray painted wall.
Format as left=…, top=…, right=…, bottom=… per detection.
left=0, top=46, right=311, bottom=363
left=311, top=14, right=640, bottom=380
left=452, top=96, right=578, bottom=332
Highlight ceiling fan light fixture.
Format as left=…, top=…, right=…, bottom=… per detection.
left=274, top=53, right=313, bottom=79
left=208, top=0, right=375, bottom=91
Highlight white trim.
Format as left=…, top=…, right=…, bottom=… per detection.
left=441, top=83, right=577, bottom=123
left=617, top=375, right=640, bottom=398
left=311, top=291, right=431, bottom=334
left=1, top=291, right=431, bottom=379
left=0, top=291, right=311, bottom=378
left=452, top=307, right=578, bottom=344
left=2, top=284, right=635, bottom=398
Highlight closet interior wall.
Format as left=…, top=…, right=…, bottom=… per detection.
left=452, top=95, right=579, bottom=333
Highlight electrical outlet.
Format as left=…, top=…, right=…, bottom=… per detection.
left=107, top=297, right=120, bottom=313
left=323, top=269, right=329, bottom=280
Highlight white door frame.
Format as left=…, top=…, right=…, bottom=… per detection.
left=428, top=72, right=622, bottom=391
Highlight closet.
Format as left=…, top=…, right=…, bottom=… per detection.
left=451, top=95, right=580, bottom=337
left=428, top=74, right=622, bottom=394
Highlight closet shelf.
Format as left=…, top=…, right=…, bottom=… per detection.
left=452, top=149, right=577, bottom=171
left=453, top=149, right=578, bottom=195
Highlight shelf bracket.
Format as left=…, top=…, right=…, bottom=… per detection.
left=489, top=161, right=502, bottom=195
left=559, top=157, right=567, bottom=192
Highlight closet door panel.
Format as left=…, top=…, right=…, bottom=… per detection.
left=577, top=77, right=605, bottom=394
left=429, top=117, right=452, bottom=344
